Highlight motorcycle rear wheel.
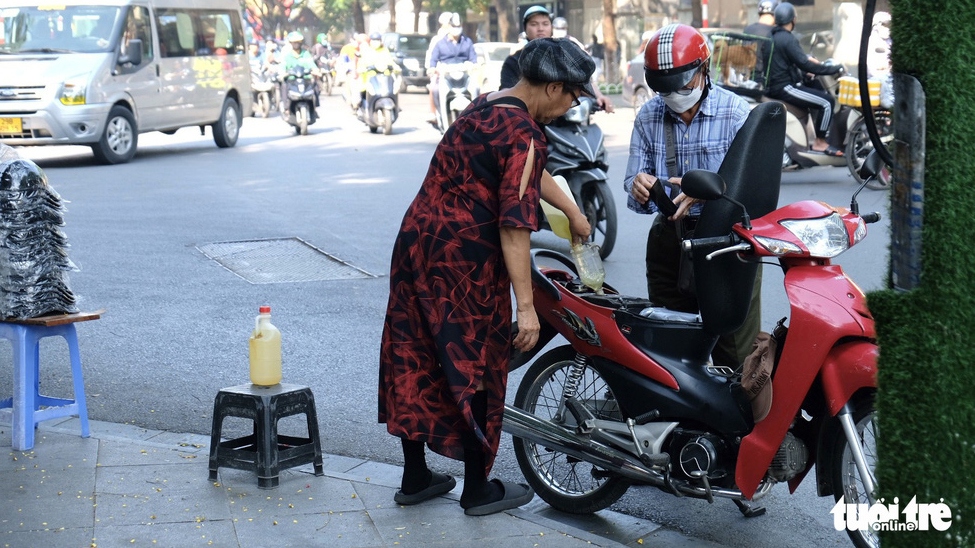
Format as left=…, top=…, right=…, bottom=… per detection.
left=513, top=346, right=631, bottom=514
left=846, top=111, right=892, bottom=185
left=830, top=395, right=879, bottom=548
left=581, top=182, right=617, bottom=259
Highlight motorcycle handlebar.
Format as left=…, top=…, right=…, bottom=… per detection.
left=861, top=212, right=882, bottom=224
left=681, top=234, right=739, bottom=253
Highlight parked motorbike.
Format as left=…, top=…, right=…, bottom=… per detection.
left=503, top=103, right=881, bottom=548
left=251, top=67, right=275, bottom=119
left=539, top=97, right=617, bottom=259
left=356, top=66, right=399, bottom=135
left=281, top=66, right=319, bottom=135
left=434, top=63, right=477, bottom=133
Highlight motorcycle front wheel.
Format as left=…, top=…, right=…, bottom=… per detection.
left=830, top=394, right=879, bottom=548
left=297, top=103, right=309, bottom=135
left=381, top=107, right=393, bottom=135
left=580, top=182, right=617, bottom=259
left=513, top=346, right=631, bottom=514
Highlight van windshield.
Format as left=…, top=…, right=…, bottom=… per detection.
left=0, top=6, right=121, bottom=54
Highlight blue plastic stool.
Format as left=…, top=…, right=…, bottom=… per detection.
left=0, top=311, right=100, bottom=451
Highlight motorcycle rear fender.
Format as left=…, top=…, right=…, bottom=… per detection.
left=374, top=97, right=396, bottom=111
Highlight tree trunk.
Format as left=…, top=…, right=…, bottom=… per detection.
left=412, top=0, right=423, bottom=33
left=353, top=0, right=365, bottom=33
left=494, top=0, right=517, bottom=42
left=389, top=0, right=396, bottom=32
left=601, top=0, right=618, bottom=84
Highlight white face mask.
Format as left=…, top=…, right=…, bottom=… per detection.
left=553, top=29, right=567, bottom=38
left=449, top=27, right=462, bottom=38
left=662, top=85, right=704, bottom=114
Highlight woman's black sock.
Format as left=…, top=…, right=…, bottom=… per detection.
left=460, top=390, right=503, bottom=508
left=400, top=437, right=432, bottom=494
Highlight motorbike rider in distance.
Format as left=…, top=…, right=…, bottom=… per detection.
left=500, top=6, right=614, bottom=113
left=280, top=31, right=321, bottom=111
left=356, top=32, right=400, bottom=112
left=428, top=13, right=477, bottom=119
left=764, top=2, right=845, bottom=156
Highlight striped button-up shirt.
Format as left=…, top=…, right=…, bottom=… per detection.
left=623, top=84, right=750, bottom=215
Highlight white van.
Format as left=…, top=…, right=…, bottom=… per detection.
left=0, top=0, right=252, bottom=164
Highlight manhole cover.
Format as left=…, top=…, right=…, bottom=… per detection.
left=197, top=237, right=378, bottom=284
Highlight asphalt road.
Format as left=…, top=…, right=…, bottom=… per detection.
left=5, top=88, right=888, bottom=548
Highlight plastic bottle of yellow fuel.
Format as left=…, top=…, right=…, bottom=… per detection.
left=249, top=305, right=282, bottom=386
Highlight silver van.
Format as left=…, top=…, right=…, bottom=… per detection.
left=0, top=0, right=252, bottom=164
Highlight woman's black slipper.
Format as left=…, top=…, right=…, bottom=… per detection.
left=463, top=479, right=535, bottom=516
left=393, top=472, right=456, bottom=505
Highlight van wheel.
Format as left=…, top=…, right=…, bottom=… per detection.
left=213, top=97, right=241, bottom=148
left=91, top=105, right=137, bottom=165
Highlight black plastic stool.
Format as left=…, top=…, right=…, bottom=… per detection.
left=208, top=383, right=324, bottom=489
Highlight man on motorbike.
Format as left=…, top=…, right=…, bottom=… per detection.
left=428, top=13, right=478, bottom=119
left=356, top=32, right=400, bottom=112
left=742, top=0, right=776, bottom=87
left=424, top=12, right=456, bottom=124
left=765, top=2, right=845, bottom=156
left=499, top=6, right=614, bottom=113
left=623, top=23, right=760, bottom=369
left=280, top=32, right=321, bottom=112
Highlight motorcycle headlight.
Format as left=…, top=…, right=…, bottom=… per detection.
left=59, top=74, right=89, bottom=106
left=404, top=58, right=420, bottom=71
left=448, top=70, right=466, bottom=80
left=780, top=213, right=851, bottom=258
left=562, top=101, right=589, bottom=125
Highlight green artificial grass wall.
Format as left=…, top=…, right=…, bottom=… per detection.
left=870, top=1, right=975, bottom=545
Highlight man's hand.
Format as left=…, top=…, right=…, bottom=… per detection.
left=671, top=185, right=700, bottom=221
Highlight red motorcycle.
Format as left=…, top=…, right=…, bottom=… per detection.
left=503, top=103, right=881, bottom=548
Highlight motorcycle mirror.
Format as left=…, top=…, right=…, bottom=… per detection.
left=680, top=169, right=726, bottom=201
left=859, top=149, right=884, bottom=180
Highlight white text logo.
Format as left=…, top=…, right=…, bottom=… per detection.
left=831, top=496, right=953, bottom=532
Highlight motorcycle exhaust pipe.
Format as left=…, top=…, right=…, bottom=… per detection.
left=503, top=404, right=774, bottom=502
left=503, top=404, right=660, bottom=484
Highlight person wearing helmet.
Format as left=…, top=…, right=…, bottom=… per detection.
left=766, top=2, right=845, bottom=155
left=499, top=7, right=614, bottom=112
left=743, top=0, right=778, bottom=88
left=623, top=23, right=760, bottom=370
left=866, top=12, right=891, bottom=78
left=280, top=31, right=321, bottom=113
left=311, top=32, right=331, bottom=66
left=428, top=13, right=477, bottom=119
left=551, top=16, right=586, bottom=51
left=424, top=12, right=459, bottom=123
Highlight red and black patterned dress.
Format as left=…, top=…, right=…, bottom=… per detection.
left=379, top=95, right=546, bottom=473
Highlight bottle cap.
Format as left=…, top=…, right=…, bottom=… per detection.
left=259, top=305, right=271, bottom=314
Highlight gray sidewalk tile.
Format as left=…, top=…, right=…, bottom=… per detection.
left=93, top=519, right=239, bottom=548
left=3, top=526, right=94, bottom=548
left=233, top=509, right=385, bottom=548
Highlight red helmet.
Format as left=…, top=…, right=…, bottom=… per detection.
left=643, top=24, right=710, bottom=93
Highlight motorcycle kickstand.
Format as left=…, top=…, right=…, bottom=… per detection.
left=733, top=499, right=767, bottom=518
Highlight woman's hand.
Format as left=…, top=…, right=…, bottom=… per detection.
left=513, top=306, right=540, bottom=352
left=568, top=211, right=592, bottom=245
